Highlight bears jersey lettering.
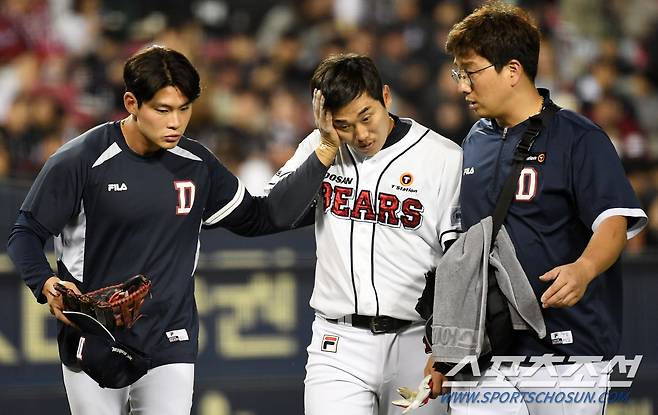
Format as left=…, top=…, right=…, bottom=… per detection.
left=321, top=183, right=423, bottom=229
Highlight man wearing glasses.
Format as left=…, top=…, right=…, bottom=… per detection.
left=422, top=2, right=647, bottom=415
left=450, top=63, right=494, bottom=87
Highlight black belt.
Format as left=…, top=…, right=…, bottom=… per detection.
left=325, top=314, right=412, bottom=334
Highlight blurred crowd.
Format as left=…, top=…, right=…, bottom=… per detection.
left=1, top=0, right=657, bottom=251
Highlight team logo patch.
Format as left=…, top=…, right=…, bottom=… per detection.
left=174, top=180, right=196, bottom=215
left=166, top=329, right=190, bottom=343
left=550, top=330, right=573, bottom=345
left=321, top=334, right=339, bottom=352
left=525, top=152, right=546, bottom=164
left=399, top=172, right=414, bottom=187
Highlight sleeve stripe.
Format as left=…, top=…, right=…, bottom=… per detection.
left=439, top=228, right=463, bottom=249
left=203, top=179, right=246, bottom=225
left=264, top=171, right=293, bottom=194
left=591, top=208, right=648, bottom=239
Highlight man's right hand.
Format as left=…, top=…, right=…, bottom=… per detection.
left=42, top=276, right=80, bottom=327
left=312, top=88, right=341, bottom=166
left=424, top=356, right=450, bottom=398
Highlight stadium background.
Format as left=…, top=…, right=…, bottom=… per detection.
left=0, top=0, right=657, bottom=413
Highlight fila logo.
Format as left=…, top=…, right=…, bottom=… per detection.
left=463, top=167, right=475, bottom=175
left=321, top=334, right=339, bottom=353
left=108, top=183, right=128, bottom=191
left=174, top=180, right=196, bottom=215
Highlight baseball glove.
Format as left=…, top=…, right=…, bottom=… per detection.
left=55, top=275, right=151, bottom=331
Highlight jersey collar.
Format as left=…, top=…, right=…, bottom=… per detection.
left=381, top=113, right=412, bottom=151
left=488, top=88, right=554, bottom=135
left=112, top=121, right=167, bottom=160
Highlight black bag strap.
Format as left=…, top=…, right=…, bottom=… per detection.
left=490, top=101, right=560, bottom=246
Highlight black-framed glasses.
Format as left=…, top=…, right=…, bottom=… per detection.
left=450, top=63, right=495, bottom=87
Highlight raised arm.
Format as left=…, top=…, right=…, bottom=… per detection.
left=265, top=89, right=344, bottom=228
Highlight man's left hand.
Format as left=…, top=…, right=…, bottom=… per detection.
left=539, top=259, right=596, bottom=308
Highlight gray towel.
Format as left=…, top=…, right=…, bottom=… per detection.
left=431, top=216, right=546, bottom=364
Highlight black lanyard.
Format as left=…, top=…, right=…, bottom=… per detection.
left=490, top=101, right=560, bottom=247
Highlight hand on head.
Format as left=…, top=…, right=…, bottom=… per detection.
left=312, top=89, right=341, bottom=150
left=312, top=89, right=343, bottom=166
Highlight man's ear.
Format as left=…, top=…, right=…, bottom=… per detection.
left=383, top=84, right=392, bottom=109
left=506, top=60, right=524, bottom=87
left=123, top=92, right=138, bottom=116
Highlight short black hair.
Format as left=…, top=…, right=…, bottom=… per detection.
left=123, top=45, right=201, bottom=105
left=310, top=53, right=384, bottom=112
left=446, top=1, right=540, bottom=81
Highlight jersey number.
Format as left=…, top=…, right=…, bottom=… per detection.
left=515, top=167, right=538, bottom=201
left=174, top=181, right=196, bottom=215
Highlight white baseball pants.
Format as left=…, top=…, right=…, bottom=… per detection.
left=62, top=363, right=194, bottom=415
left=304, top=315, right=448, bottom=415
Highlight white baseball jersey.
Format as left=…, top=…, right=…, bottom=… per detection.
left=268, top=118, right=463, bottom=321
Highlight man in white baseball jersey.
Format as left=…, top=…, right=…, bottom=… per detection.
left=266, top=54, right=462, bottom=415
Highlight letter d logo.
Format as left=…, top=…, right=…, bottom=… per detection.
left=174, top=180, right=196, bottom=215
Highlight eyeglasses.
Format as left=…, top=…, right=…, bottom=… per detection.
left=450, top=63, right=495, bottom=87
